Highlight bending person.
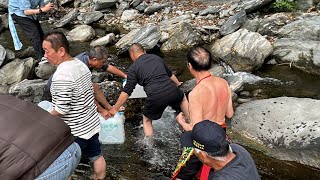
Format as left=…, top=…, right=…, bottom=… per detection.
left=43, top=31, right=106, bottom=180
left=110, top=43, right=188, bottom=137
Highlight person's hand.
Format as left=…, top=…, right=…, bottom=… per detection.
left=177, top=81, right=183, bottom=87
left=109, top=107, right=117, bottom=116
left=100, top=109, right=111, bottom=119
left=176, top=112, right=186, bottom=125
left=43, top=3, right=54, bottom=12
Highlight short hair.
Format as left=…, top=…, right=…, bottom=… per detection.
left=43, top=31, right=69, bottom=54
left=187, top=46, right=212, bottom=71
left=88, top=45, right=108, bottom=60
left=128, top=43, right=145, bottom=54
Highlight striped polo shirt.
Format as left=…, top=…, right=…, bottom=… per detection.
left=50, top=58, right=100, bottom=140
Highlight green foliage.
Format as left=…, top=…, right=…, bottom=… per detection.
left=272, top=0, right=297, bottom=12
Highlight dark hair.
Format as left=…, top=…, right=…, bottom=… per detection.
left=43, top=31, right=70, bottom=54
left=128, top=43, right=145, bottom=54
left=187, top=46, right=212, bottom=71
left=88, top=45, right=108, bottom=60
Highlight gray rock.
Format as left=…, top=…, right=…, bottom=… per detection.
left=272, top=38, right=320, bottom=75
left=5, top=48, right=15, bottom=62
left=231, top=97, right=320, bottom=169
left=220, top=10, right=247, bottom=36
left=121, top=9, right=140, bottom=22
left=115, top=25, right=161, bottom=53
left=0, top=58, right=34, bottom=86
left=0, top=13, right=8, bottom=31
left=0, top=0, right=8, bottom=9
left=77, top=11, right=104, bottom=25
left=130, top=0, right=143, bottom=8
left=135, top=1, right=148, bottom=12
left=278, top=16, right=320, bottom=41
left=144, top=3, right=164, bottom=15
left=161, top=22, right=202, bottom=52
left=90, top=33, right=116, bottom=46
left=115, top=1, right=130, bottom=16
left=238, top=0, right=273, bottom=14
left=199, top=7, right=220, bottom=16
left=9, top=79, right=50, bottom=103
left=211, top=29, right=273, bottom=72
left=54, top=9, right=78, bottom=28
left=35, top=63, right=57, bottom=80
left=295, top=0, right=314, bottom=10
left=59, top=0, right=74, bottom=6
left=67, top=25, right=95, bottom=42
left=94, top=0, right=118, bottom=11
left=0, top=44, right=6, bottom=66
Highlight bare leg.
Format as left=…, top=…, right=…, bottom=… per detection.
left=67, top=176, right=72, bottom=180
left=143, top=115, right=153, bottom=137
left=93, top=156, right=106, bottom=180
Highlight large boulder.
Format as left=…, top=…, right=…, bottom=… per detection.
left=53, top=9, right=78, bottom=28
left=231, top=97, right=320, bottom=169
left=67, top=25, right=95, bottom=42
left=9, top=79, right=50, bottom=103
left=0, top=44, right=6, bottom=66
left=211, top=29, right=273, bottom=72
left=161, top=22, right=202, bottom=52
left=115, top=25, right=161, bottom=54
left=272, top=38, right=320, bottom=75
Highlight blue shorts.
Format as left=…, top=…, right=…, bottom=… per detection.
left=36, top=142, right=81, bottom=180
left=75, top=133, right=102, bottom=162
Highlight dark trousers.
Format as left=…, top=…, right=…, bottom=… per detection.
left=11, top=14, right=44, bottom=60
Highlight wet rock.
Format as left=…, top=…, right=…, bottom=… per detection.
left=225, top=75, right=244, bottom=93
left=77, top=11, right=104, bottom=25
left=98, top=80, right=122, bottom=105
left=90, top=33, right=116, bottom=46
left=220, top=10, right=247, bottom=36
left=161, top=22, right=202, bottom=52
left=211, top=29, right=273, bottom=72
left=53, top=9, right=78, bottom=28
left=9, top=79, right=50, bottom=103
left=67, top=25, right=95, bottom=42
left=231, top=97, right=320, bottom=169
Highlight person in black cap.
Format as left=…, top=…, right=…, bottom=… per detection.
left=181, top=120, right=261, bottom=180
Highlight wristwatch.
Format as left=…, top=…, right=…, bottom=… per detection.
left=39, top=8, right=43, bottom=14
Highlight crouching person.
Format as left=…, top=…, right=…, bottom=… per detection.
left=0, top=95, right=81, bottom=180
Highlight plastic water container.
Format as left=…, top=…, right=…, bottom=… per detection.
left=122, top=79, right=147, bottom=99
left=99, top=112, right=125, bottom=144
left=38, top=100, right=53, bottom=112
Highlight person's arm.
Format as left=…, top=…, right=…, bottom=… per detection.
left=95, top=101, right=111, bottom=119
left=23, top=2, right=54, bottom=15
left=107, top=65, right=127, bottom=79
left=226, top=87, right=234, bottom=118
left=109, top=92, right=129, bottom=115
left=92, top=83, right=113, bottom=110
left=170, top=74, right=182, bottom=86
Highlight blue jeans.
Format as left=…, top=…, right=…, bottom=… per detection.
left=36, top=142, right=81, bottom=180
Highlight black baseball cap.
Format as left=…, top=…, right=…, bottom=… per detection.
left=180, top=120, right=229, bottom=156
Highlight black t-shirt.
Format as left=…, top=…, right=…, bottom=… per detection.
left=209, top=144, right=261, bottom=180
left=122, top=54, right=177, bottom=100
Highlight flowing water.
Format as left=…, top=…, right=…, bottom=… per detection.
left=1, top=28, right=320, bottom=179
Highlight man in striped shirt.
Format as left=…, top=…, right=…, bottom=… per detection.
left=42, top=31, right=106, bottom=180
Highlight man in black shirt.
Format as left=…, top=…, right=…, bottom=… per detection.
left=110, top=43, right=188, bottom=137
left=181, top=120, right=261, bottom=180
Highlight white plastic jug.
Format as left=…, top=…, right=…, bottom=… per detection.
left=38, top=101, right=53, bottom=112
left=99, top=112, right=125, bottom=144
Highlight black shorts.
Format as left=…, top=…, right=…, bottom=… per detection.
left=75, top=133, right=102, bottom=162
left=143, top=88, right=184, bottom=120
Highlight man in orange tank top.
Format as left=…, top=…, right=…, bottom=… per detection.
left=174, top=46, right=234, bottom=180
